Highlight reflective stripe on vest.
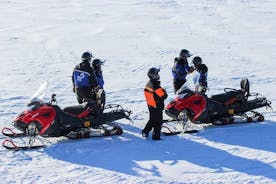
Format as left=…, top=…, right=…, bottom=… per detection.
left=155, top=88, right=165, bottom=97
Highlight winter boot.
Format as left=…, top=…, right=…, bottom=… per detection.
left=152, top=132, right=161, bottom=140
left=142, top=130, right=149, bottom=138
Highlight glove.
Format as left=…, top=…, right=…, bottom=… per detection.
left=198, top=84, right=207, bottom=93
left=73, top=86, right=76, bottom=93
left=201, top=87, right=207, bottom=93
left=93, top=85, right=100, bottom=93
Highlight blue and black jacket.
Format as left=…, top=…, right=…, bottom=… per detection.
left=172, top=57, right=193, bottom=80
left=72, top=61, right=98, bottom=99
left=95, top=70, right=104, bottom=89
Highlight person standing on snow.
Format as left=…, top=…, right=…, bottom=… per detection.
left=142, top=67, right=168, bottom=140
left=72, top=51, right=99, bottom=104
left=192, top=56, right=208, bottom=93
left=92, top=58, right=106, bottom=110
left=172, top=49, right=195, bottom=93
left=92, top=59, right=105, bottom=89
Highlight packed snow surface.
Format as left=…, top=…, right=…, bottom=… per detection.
left=0, top=0, right=276, bottom=183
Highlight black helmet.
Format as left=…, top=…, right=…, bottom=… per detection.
left=81, top=51, right=93, bottom=61
left=92, top=59, right=104, bottom=70
left=147, top=67, right=160, bottom=81
left=179, top=49, right=192, bottom=58
left=192, top=56, right=202, bottom=67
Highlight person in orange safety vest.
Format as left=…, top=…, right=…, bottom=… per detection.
left=142, top=67, right=168, bottom=140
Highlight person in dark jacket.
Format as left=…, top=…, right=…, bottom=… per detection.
left=72, top=51, right=99, bottom=104
left=172, top=49, right=195, bottom=93
left=192, top=56, right=208, bottom=93
left=92, top=58, right=106, bottom=110
left=92, top=59, right=105, bottom=89
left=142, top=67, right=168, bottom=140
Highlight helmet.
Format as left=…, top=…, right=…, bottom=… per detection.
left=92, top=59, right=104, bottom=70
left=81, top=51, right=93, bottom=61
left=147, top=67, right=160, bottom=81
left=179, top=49, right=192, bottom=58
left=192, top=56, right=202, bottom=67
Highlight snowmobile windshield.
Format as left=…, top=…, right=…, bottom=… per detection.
left=27, top=81, right=48, bottom=108
left=176, top=84, right=193, bottom=98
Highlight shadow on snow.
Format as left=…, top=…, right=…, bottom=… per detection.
left=45, top=122, right=276, bottom=180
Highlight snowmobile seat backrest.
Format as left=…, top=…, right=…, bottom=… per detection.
left=240, top=78, right=250, bottom=98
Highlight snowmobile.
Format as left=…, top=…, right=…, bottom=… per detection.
left=164, top=78, right=271, bottom=134
left=2, top=82, right=132, bottom=150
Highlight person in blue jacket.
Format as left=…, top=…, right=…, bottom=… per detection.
left=92, top=59, right=105, bottom=89
left=92, top=59, right=106, bottom=109
left=172, top=49, right=195, bottom=93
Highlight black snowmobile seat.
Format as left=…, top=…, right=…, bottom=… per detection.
left=63, top=102, right=88, bottom=115
left=210, top=90, right=245, bottom=105
left=63, top=101, right=102, bottom=118
left=210, top=78, right=250, bottom=105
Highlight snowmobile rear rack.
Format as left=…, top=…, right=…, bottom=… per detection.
left=105, top=104, right=132, bottom=115
left=104, top=104, right=133, bottom=121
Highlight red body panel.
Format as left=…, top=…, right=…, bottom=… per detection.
left=14, top=105, right=56, bottom=135
left=166, top=94, right=207, bottom=121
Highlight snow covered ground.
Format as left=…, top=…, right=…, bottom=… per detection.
left=1, top=0, right=276, bottom=183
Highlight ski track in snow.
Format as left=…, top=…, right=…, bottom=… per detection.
left=0, top=0, right=276, bottom=183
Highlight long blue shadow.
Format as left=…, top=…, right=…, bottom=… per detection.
left=198, top=121, right=276, bottom=153
left=45, top=123, right=276, bottom=180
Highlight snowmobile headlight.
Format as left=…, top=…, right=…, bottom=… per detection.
left=27, top=122, right=39, bottom=135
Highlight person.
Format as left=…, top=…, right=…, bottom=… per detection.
left=92, top=59, right=106, bottom=110
left=172, top=49, right=195, bottom=93
left=72, top=51, right=99, bottom=104
left=142, top=67, right=168, bottom=140
left=192, top=56, right=208, bottom=93
left=92, top=59, right=105, bottom=89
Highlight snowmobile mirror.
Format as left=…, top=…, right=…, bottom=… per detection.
left=50, top=93, right=57, bottom=104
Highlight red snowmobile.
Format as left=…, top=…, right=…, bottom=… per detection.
left=165, top=78, right=271, bottom=133
left=2, top=82, right=132, bottom=150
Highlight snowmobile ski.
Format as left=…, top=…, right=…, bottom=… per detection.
left=161, top=129, right=199, bottom=136
left=2, top=139, right=45, bottom=151
left=1, top=127, right=27, bottom=138
left=2, top=126, right=123, bottom=151
left=161, top=123, right=199, bottom=136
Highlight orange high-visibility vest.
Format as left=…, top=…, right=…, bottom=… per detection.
left=144, top=86, right=166, bottom=108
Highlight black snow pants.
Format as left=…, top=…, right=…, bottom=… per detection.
left=143, top=106, right=163, bottom=140
left=173, top=79, right=186, bottom=94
